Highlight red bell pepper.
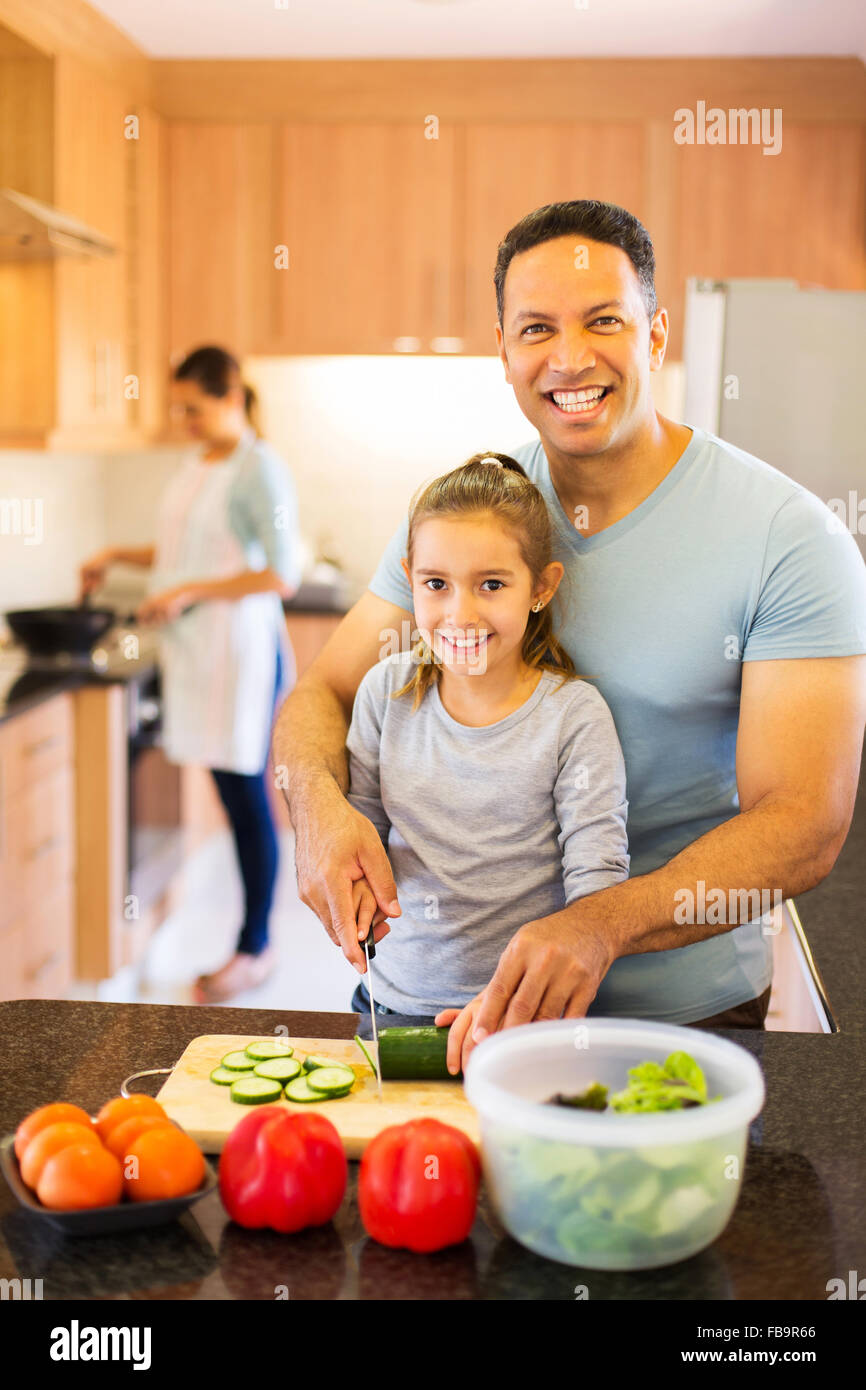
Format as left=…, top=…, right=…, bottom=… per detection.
left=358, top=1118, right=481, bottom=1253
left=219, top=1106, right=347, bottom=1233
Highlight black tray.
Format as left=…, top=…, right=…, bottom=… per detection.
left=0, top=1134, right=218, bottom=1236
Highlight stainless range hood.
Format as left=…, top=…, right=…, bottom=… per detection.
left=0, top=187, right=116, bottom=260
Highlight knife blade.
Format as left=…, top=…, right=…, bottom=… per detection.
left=363, top=930, right=383, bottom=1099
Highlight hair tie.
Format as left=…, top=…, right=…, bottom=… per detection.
left=480, top=456, right=504, bottom=468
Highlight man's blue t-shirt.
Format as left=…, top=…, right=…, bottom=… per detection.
left=366, top=424, right=866, bottom=1023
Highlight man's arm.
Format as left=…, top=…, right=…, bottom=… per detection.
left=470, top=654, right=866, bottom=1041
left=272, top=589, right=415, bottom=970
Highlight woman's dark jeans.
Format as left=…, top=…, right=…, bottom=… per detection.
left=209, top=648, right=282, bottom=957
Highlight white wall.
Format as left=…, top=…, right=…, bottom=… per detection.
left=245, top=355, right=530, bottom=597
left=0, top=358, right=686, bottom=616
left=247, top=354, right=686, bottom=597
left=0, top=452, right=106, bottom=613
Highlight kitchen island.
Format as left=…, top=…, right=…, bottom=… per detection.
left=1, top=750, right=864, bottom=1299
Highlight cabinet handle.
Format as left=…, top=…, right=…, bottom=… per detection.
left=24, top=734, right=61, bottom=758
left=92, top=341, right=108, bottom=413
left=25, top=835, right=62, bottom=862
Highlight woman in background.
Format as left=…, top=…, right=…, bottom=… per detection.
left=81, top=345, right=303, bottom=1002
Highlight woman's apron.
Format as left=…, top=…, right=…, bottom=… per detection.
left=150, top=427, right=294, bottom=775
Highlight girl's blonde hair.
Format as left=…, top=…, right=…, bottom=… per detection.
left=392, top=451, right=578, bottom=712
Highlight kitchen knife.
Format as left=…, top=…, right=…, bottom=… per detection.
left=363, top=930, right=383, bottom=1099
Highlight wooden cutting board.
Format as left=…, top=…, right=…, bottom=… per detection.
left=155, top=1034, right=480, bottom=1158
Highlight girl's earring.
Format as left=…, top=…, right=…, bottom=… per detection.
left=532, top=601, right=544, bottom=613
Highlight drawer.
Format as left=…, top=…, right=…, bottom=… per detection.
left=1, top=766, right=75, bottom=926
left=0, top=886, right=74, bottom=1001
left=0, top=917, right=27, bottom=1001
left=24, top=885, right=74, bottom=999
left=0, top=692, right=74, bottom=802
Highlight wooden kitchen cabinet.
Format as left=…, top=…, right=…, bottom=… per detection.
left=271, top=122, right=461, bottom=354
left=674, top=122, right=866, bottom=291
left=461, top=123, right=647, bottom=354
left=52, top=53, right=130, bottom=444
left=128, top=104, right=170, bottom=440
left=0, top=693, right=76, bottom=1001
left=74, top=684, right=128, bottom=981
left=167, top=122, right=277, bottom=360
left=0, top=45, right=167, bottom=448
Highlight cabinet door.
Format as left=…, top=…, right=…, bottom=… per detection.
left=675, top=122, right=866, bottom=289
left=23, top=883, right=75, bottom=1001
left=461, top=124, right=646, bottom=354
left=273, top=123, right=459, bottom=354
left=129, top=105, right=169, bottom=440
left=53, top=54, right=130, bottom=439
left=167, top=122, right=276, bottom=359
left=0, top=52, right=55, bottom=442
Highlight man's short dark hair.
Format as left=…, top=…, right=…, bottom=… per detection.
left=494, top=200, right=658, bottom=326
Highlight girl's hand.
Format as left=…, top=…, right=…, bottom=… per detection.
left=136, top=585, right=194, bottom=625
left=352, top=876, right=390, bottom=959
left=434, top=992, right=488, bottom=1076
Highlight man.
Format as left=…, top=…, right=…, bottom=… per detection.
left=273, top=200, right=866, bottom=1074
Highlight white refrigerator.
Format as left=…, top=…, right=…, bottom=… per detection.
left=683, top=278, right=866, bottom=559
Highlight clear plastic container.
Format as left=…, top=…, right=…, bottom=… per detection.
left=463, top=1018, right=765, bottom=1270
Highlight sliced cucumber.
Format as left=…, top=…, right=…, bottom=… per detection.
left=221, top=1050, right=256, bottom=1071
left=284, top=1075, right=328, bottom=1103
left=305, top=1066, right=356, bottom=1096
left=284, top=1067, right=353, bottom=1100
left=230, top=1075, right=284, bottom=1105
left=245, top=1039, right=294, bottom=1061
left=210, top=1066, right=239, bottom=1085
left=354, top=1035, right=378, bottom=1074
left=302, top=1053, right=347, bottom=1073
left=253, top=1057, right=302, bottom=1083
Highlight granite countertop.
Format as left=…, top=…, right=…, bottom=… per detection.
left=0, top=648, right=160, bottom=726
left=1, top=764, right=863, bottom=1299
left=0, top=593, right=350, bottom=725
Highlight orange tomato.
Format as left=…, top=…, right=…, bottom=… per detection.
left=19, top=1122, right=103, bottom=1190
left=95, top=1094, right=167, bottom=1145
left=14, top=1103, right=94, bottom=1160
left=123, top=1125, right=205, bottom=1203
left=36, top=1142, right=123, bottom=1210
left=104, top=1114, right=173, bottom=1161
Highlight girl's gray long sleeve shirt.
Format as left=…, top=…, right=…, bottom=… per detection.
left=346, top=651, right=630, bottom=1015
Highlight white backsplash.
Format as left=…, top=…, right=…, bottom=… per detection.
left=0, top=452, right=107, bottom=615
left=1, top=358, right=685, bottom=614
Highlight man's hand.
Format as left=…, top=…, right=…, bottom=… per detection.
left=434, top=994, right=486, bottom=1076
left=352, top=876, right=390, bottom=955
left=294, top=780, right=401, bottom=973
left=467, top=910, right=620, bottom=1048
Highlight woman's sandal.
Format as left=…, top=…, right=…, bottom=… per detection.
left=193, top=945, right=277, bottom=1003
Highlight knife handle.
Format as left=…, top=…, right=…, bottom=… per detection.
left=364, top=930, right=376, bottom=961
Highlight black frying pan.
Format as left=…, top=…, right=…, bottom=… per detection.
left=6, top=605, right=123, bottom=656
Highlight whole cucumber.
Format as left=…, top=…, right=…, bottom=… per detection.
left=377, top=1026, right=461, bottom=1080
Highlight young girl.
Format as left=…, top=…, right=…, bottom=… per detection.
left=345, top=452, right=629, bottom=1044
